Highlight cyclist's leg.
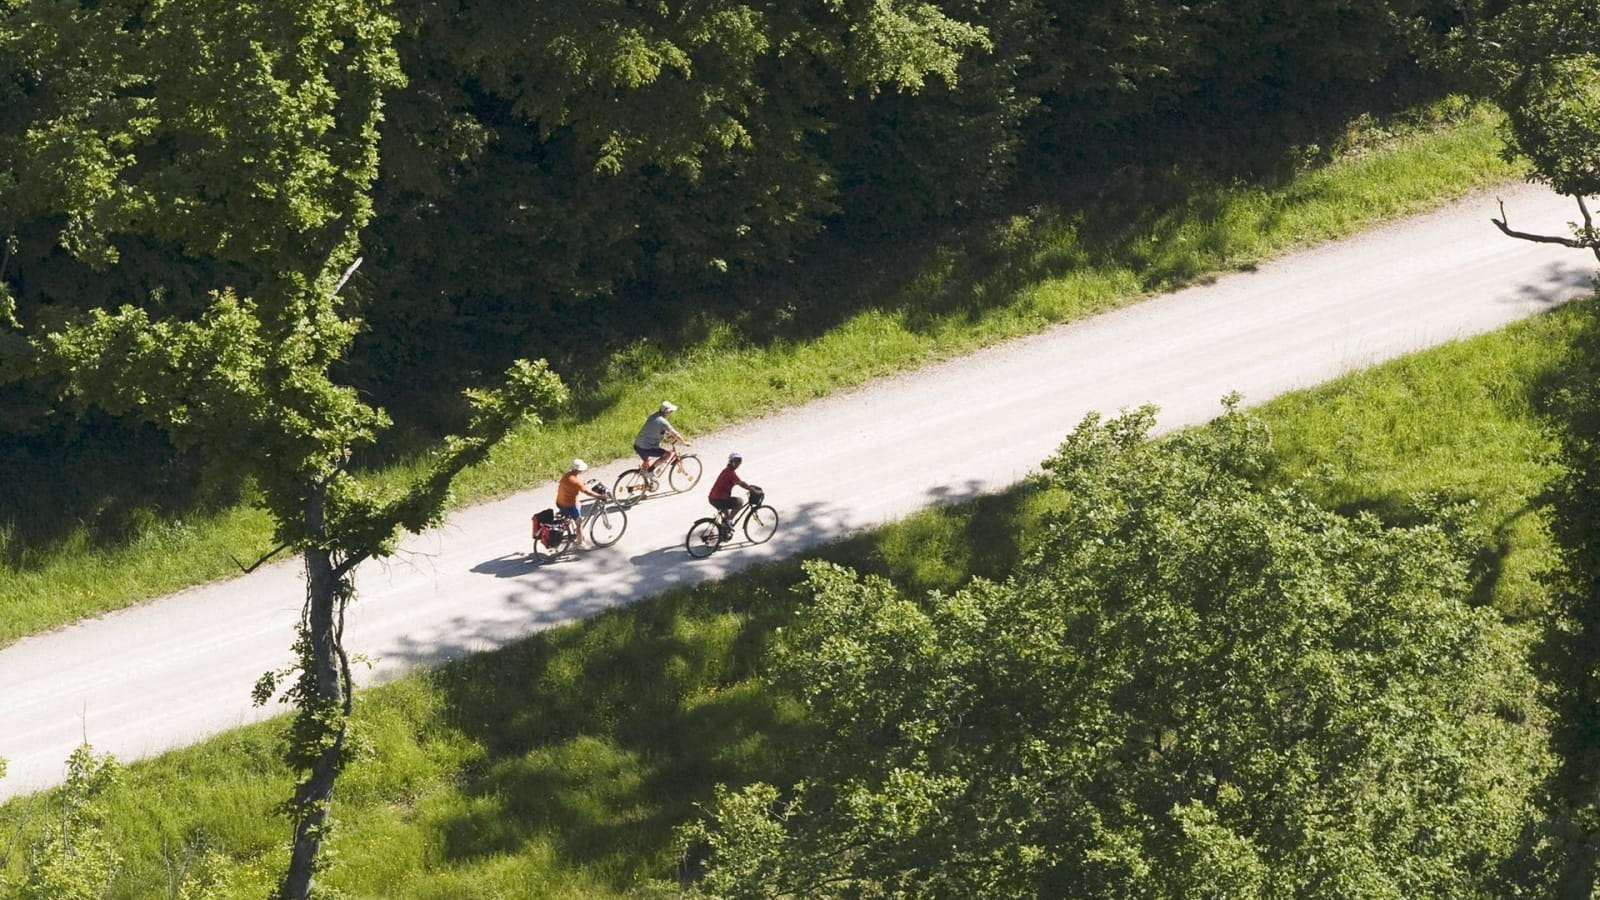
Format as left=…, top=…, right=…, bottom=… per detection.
left=710, top=497, right=740, bottom=534
left=559, top=505, right=584, bottom=544
left=635, top=445, right=665, bottom=479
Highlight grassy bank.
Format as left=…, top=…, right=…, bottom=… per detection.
left=0, top=102, right=1517, bottom=645
left=0, top=297, right=1583, bottom=897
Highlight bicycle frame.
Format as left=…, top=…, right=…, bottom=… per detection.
left=687, top=489, right=775, bottom=558
left=540, top=480, right=625, bottom=557
left=721, top=491, right=764, bottom=530
left=617, top=441, right=703, bottom=502
left=643, top=442, right=686, bottom=473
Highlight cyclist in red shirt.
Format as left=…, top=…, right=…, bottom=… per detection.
left=708, top=452, right=758, bottom=535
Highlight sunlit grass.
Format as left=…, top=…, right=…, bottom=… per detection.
left=1, top=296, right=1584, bottom=896
left=1259, top=304, right=1582, bottom=616
left=0, top=105, right=1517, bottom=644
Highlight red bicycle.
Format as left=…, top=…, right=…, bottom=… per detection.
left=613, top=442, right=702, bottom=502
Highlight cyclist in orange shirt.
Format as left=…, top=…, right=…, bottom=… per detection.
left=557, top=459, right=606, bottom=546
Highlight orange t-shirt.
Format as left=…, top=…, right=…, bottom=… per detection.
left=556, top=472, right=584, bottom=507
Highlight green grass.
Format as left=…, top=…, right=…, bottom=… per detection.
left=0, top=103, right=1521, bottom=646
left=1, top=297, right=1585, bottom=898
left=1262, top=306, right=1581, bottom=616
left=0, top=102, right=1519, bottom=646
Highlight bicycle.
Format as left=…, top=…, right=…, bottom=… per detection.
left=531, top=481, right=628, bottom=563
left=685, top=489, right=778, bottom=558
left=613, top=442, right=702, bottom=502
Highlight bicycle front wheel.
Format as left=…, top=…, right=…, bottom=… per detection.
left=586, top=503, right=627, bottom=547
left=744, top=505, right=779, bottom=545
left=614, top=468, right=651, bottom=502
left=686, top=518, right=723, bottom=558
left=669, top=454, right=703, bottom=492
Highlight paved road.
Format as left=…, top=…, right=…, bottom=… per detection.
left=2, top=184, right=1594, bottom=801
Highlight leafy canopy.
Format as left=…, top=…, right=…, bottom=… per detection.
left=684, top=402, right=1547, bottom=899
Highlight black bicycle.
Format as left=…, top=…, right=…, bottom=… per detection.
left=531, top=482, right=628, bottom=563
left=685, top=489, right=778, bottom=558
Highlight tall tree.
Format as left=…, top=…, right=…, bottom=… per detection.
left=0, top=2, right=568, bottom=896
left=352, top=0, right=993, bottom=386
left=682, top=404, right=1547, bottom=898
left=1438, top=4, right=1600, bottom=894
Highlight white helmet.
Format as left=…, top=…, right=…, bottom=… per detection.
left=571, top=458, right=589, bottom=472
left=728, top=452, right=743, bottom=463
left=659, top=401, right=678, bottom=414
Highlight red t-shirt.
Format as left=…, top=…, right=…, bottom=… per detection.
left=709, top=466, right=741, bottom=500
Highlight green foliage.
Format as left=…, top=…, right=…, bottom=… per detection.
left=1528, top=300, right=1600, bottom=895
left=0, top=0, right=404, bottom=299
left=1442, top=0, right=1600, bottom=253
left=1, top=3, right=572, bottom=894
left=683, top=404, right=1549, bottom=898
left=0, top=309, right=1581, bottom=895
left=1, top=745, right=122, bottom=900
left=0, top=104, right=1518, bottom=646
left=1500, top=54, right=1600, bottom=200
left=364, top=0, right=1000, bottom=358
left=1030, top=0, right=1447, bottom=153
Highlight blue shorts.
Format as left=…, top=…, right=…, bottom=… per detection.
left=559, top=504, right=582, bottom=521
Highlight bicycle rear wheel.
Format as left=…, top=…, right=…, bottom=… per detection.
left=534, top=526, right=574, bottom=564
left=586, top=503, right=627, bottom=547
left=744, top=505, right=779, bottom=544
left=686, top=518, right=723, bottom=558
left=614, top=468, right=651, bottom=502
left=669, top=454, right=703, bottom=492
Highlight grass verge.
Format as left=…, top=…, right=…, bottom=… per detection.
left=0, top=102, right=1517, bottom=645
left=0, top=297, right=1584, bottom=897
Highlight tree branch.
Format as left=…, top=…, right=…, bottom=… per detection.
left=330, top=549, right=371, bottom=582
left=231, top=542, right=293, bottom=574
left=328, top=256, right=362, bottom=300
left=1492, top=198, right=1600, bottom=261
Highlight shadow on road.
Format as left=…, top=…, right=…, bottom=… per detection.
left=470, top=553, right=541, bottom=579
left=389, top=480, right=1053, bottom=886
left=1506, top=261, right=1598, bottom=306
left=381, top=500, right=840, bottom=676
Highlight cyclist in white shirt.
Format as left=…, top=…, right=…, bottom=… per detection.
left=633, top=401, right=689, bottom=482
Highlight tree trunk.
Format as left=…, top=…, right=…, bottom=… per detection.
left=278, top=545, right=352, bottom=900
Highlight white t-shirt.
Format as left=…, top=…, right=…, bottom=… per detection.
left=634, top=413, right=674, bottom=449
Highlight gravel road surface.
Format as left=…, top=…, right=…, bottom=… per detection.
left=2, top=183, right=1594, bottom=800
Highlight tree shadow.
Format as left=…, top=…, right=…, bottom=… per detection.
left=415, top=480, right=1046, bottom=884
left=0, top=75, right=1471, bottom=594
left=422, top=578, right=800, bottom=880
left=356, top=76, right=1463, bottom=432
left=0, top=412, right=244, bottom=565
